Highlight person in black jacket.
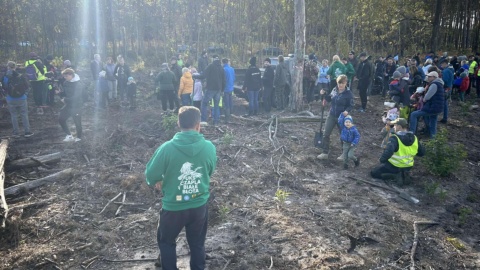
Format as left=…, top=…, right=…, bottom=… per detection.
left=198, top=50, right=209, bottom=73
left=59, top=68, right=83, bottom=142
left=114, top=55, right=131, bottom=102
left=355, top=52, right=371, bottom=112
left=170, top=56, right=182, bottom=111
left=371, top=118, right=425, bottom=185
left=199, top=55, right=226, bottom=125
left=243, top=57, right=262, bottom=116
left=262, top=58, right=275, bottom=113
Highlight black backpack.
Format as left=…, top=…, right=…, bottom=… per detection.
left=4, top=72, right=29, bottom=98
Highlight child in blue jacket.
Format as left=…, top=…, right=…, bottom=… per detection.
left=338, top=114, right=361, bottom=169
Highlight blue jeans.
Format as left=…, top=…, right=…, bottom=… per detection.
left=7, top=98, right=31, bottom=135
left=409, top=110, right=439, bottom=137
left=247, top=90, right=259, bottom=114
left=223, top=92, right=233, bottom=110
left=157, top=204, right=208, bottom=270
left=181, top=94, right=192, bottom=106
left=201, top=90, right=221, bottom=124
left=442, top=90, right=450, bottom=121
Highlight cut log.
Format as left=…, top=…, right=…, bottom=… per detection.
left=5, top=152, right=62, bottom=172
left=1, top=139, right=10, bottom=228
left=4, top=168, right=74, bottom=197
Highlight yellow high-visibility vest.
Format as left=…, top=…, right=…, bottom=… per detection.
left=388, top=134, right=418, bottom=168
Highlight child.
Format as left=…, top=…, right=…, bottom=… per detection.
left=458, top=72, right=469, bottom=102
left=388, top=71, right=403, bottom=104
left=410, top=87, right=425, bottom=110
left=191, top=68, right=203, bottom=110
left=178, top=67, right=193, bottom=106
left=126, top=76, right=137, bottom=110
left=59, top=68, right=83, bottom=142
left=338, top=114, right=360, bottom=169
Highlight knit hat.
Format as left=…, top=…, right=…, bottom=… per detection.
left=161, top=63, right=169, bottom=70
left=128, top=77, right=134, bottom=81
left=393, top=71, right=402, bottom=79
left=344, top=115, right=353, bottom=124
left=63, top=60, right=72, bottom=66
left=349, top=50, right=355, bottom=55
left=396, top=66, right=407, bottom=76
left=391, top=118, right=408, bottom=128
left=249, top=56, right=257, bottom=66
left=29, top=52, right=37, bottom=58
left=264, top=57, right=271, bottom=64
left=359, top=52, right=367, bottom=57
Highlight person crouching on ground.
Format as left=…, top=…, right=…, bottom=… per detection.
left=338, top=114, right=360, bottom=169
left=145, top=106, right=217, bottom=270
left=178, top=67, right=193, bottom=106
left=371, top=118, right=425, bottom=184
left=126, top=76, right=137, bottom=110
left=59, top=68, right=83, bottom=142
left=317, top=75, right=354, bottom=160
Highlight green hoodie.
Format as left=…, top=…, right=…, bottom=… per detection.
left=327, top=60, right=346, bottom=80
left=145, top=130, right=217, bottom=211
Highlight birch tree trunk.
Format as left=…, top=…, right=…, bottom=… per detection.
left=290, top=0, right=305, bottom=112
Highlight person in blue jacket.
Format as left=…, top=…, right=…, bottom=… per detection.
left=439, top=60, right=453, bottom=123
left=222, top=58, right=235, bottom=123
left=338, top=114, right=360, bottom=169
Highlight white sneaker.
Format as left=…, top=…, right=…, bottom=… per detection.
left=63, top=135, right=75, bottom=142
left=317, top=153, right=329, bottom=160
left=37, top=108, right=44, bottom=115
left=337, top=154, right=344, bottom=160
left=74, top=137, right=81, bottom=142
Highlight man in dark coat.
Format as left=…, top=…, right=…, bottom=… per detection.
left=356, top=52, right=371, bottom=112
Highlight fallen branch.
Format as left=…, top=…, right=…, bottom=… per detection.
left=76, top=242, right=93, bottom=251
left=102, top=258, right=158, bottom=263
left=5, top=152, right=62, bottom=172
left=4, top=168, right=74, bottom=197
left=410, top=221, right=439, bottom=270
left=222, top=259, right=232, bottom=270
left=115, top=192, right=126, bottom=216
left=81, top=255, right=99, bottom=269
left=347, top=176, right=419, bottom=204
left=0, top=139, right=9, bottom=228
left=99, top=192, right=123, bottom=214
left=9, top=198, right=54, bottom=211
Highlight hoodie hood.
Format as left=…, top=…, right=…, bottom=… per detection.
left=433, top=77, right=444, bottom=85
left=183, top=71, right=192, bottom=79
left=171, top=131, right=207, bottom=157
left=395, top=131, right=417, bottom=146
left=71, top=73, right=80, bottom=82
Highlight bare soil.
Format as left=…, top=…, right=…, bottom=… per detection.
left=1, top=68, right=480, bottom=270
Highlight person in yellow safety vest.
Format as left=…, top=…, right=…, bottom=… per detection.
left=370, top=118, right=425, bottom=181
left=24, top=52, right=48, bottom=115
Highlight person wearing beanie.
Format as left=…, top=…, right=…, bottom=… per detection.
left=338, top=114, right=360, bottom=169
left=262, top=57, right=275, bottom=113
left=371, top=118, right=425, bottom=186
left=458, top=71, right=469, bottom=102
left=396, top=66, right=411, bottom=106
left=25, top=52, right=47, bottom=114
left=198, top=55, right=226, bottom=125
left=155, top=63, right=177, bottom=112
left=63, top=60, right=73, bottom=69
left=243, top=56, right=262, bottom=116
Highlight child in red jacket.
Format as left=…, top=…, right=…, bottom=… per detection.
left=458, top=72, right=469, bottom=102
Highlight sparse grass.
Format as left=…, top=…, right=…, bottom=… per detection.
left=274, top=189, right=291, bottom=205
left=424, top=181, right=447, bottom=202
left=222, top=132, right=234, bottom=145
left=458, top=207, right=472, bottom=225
left=218, top=205, right=230, bottom=222
left=162, top=114, right=178, bottom=132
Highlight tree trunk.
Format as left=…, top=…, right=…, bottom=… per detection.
left=5, top=152, right=62, bottom=172
left=4, top=169, right=74, bottom=197
left=0, top=140, right=9, bottom=228
left=430, top=0, right=442, bottom=53
left=290, top=0, right=305, bottom=112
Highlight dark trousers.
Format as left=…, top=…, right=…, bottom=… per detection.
left=118, top=81, right=127, bottom=101
left=193, top=100, right=201, bottom=110
left=263, top=86, right=273, bottom=112
left=157, top=204, right=208, bottom=270
left=158, top=90, right=176, bottom=111
left=371, top=161, right=400, bottom=179
left=358, top=80, right=369, bottom=110
left=467, top=75, right=475, bottom=95
left=31, top=80, right=47, bottom=106
left=321, top=113, right=342, bottom=154
left=59, top=107, right=82, bottom=138
left=304, top=80, right=315, bottom=103
left=275, top=85, right=287, bottom=109
left=127, top=89, right=136, bottom=109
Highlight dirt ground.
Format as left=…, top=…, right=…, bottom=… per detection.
left=1, top=68, right=480, bottom=270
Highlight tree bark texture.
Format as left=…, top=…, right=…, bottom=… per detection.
left=5, top=152, right=62, bottom=172
left=0, top=140, right=9, bottom=228
left=290, top=0, right=305, bottom=112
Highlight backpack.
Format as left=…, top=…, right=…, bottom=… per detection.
left=25, top=61, right=39, bottom=81
left=5, top=73, right=29, bottom=98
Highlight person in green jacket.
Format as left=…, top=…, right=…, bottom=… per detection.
left=155, top=63, right=177, bottom=112
left=145, top=106, right=217, bottom=270
left=327, top=55, right=346, bottom=91
left=342, top=57, right=356, bottom=87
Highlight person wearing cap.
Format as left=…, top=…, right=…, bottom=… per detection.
left=222, top=58, right=235, bottom=122
left=25, top=52, right=48, bottom=114
left=262, top=58, right=275, bottom=113
left=440, top=60, right=453, bottom=123
left=198, top=55, right=226, bottom=125
left=155, top=63, right=177, bottom=112
left=355, top=52, right=371, bottom=112
left=114, top=55, right=131, bottom=102
left=371, top=118, right=425, bottom=184
left=409, top=71, right=445, bottom=138
left=243, top=56, right=262, bottom=116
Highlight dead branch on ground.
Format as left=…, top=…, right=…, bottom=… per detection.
left=410, top=221, right=439, bottom=270
left=99, top=192, right=123, bottom=214
left=5, top=152, right=62, bottom=172
left=4, top=168, right=74, bottom=197
left=0, top=139, right=9, bottom=228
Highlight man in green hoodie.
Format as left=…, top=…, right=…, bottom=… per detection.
left=145, top=106, right=217, bottom=270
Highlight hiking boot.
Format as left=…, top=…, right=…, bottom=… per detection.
left=337, top=154, right=344, bottom=160
left=63, top=135, right=75, bottom=142
left=317, top=153, right=329, bottom=160
left=343, top=164, right=349, bottom=170
left=24, top=132, right=34, bottom=138
left=354, top=157, right=360, bottom=167
left=440, top=119, right=447, bottom=124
